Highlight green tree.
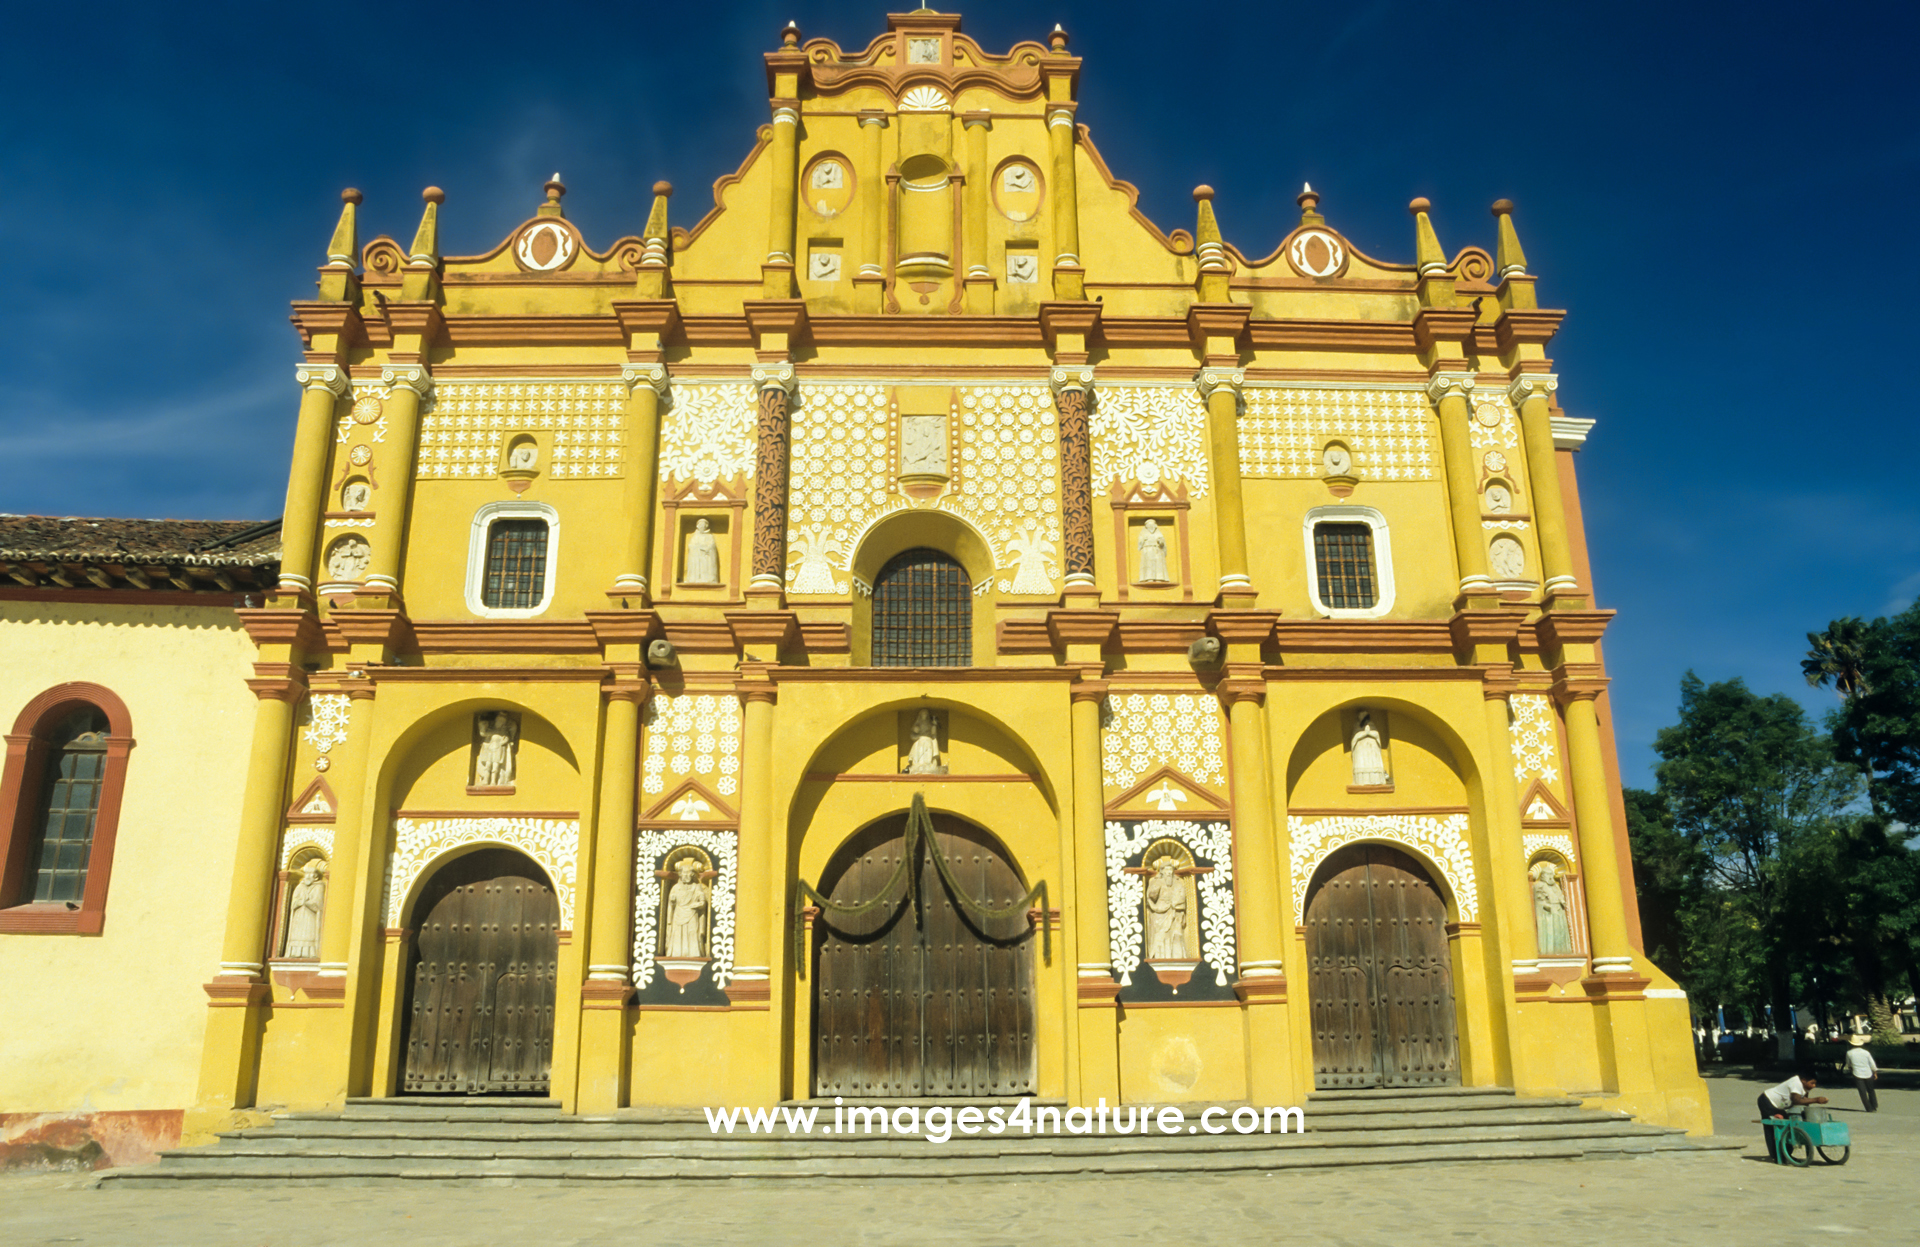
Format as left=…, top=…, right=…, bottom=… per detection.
left=1652, top=673, right=1864, bottom=1039
left=1825, top=602, right=1920, bottom=827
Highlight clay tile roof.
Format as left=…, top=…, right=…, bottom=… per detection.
left=0, top=515, right=282, bottom=568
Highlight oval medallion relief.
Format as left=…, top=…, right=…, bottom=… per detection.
left=514, top=219, right=578, bottom=272
left=1287, top=228, right=1347, bottom=279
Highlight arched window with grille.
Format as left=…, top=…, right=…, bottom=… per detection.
left=870, top=548, right=971, bottom=667
left=0, top=683, right=134, bottom=934
left=465, top=502, right=559, bottom=617
left=1303, top=506, right=1396, bottom=619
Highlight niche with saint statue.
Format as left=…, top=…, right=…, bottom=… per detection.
left=1527, top=852, right=1584, bottom=960
left=469, top=710, right=521, bottom=795
left=632, top=835, right=737, bottom=1006
left=1343, top=707, right=1393, bottom=793
left=270, top=848, right=329, bottom=963
left=1108, top=821, right=1237, bottom=1003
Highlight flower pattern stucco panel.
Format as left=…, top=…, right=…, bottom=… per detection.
left=1104, top=819, right=1237, bottom=987
left=1239, top=387, right=1436, bottom=480
left=384, top=817, right=580, bottom=929
left=1090, top=386, right=1209, bottom=496
left=1288, top=812, right=1477, bottom=923
left=786, top=384, right=897, bottom=596
left=658, top=383, right=758, bottom=486
left=643, top=693, right=742, bottom=798
left=1099, top=692, right=1226, bottom=790
left=1509, top=694, right=1562, bottom=787
left=421, top=381, right=627, bottom=479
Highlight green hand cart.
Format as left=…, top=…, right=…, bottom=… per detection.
left=1763, top=1115, right=1851, bottom=1166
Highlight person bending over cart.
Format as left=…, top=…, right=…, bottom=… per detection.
left=1759, top=1073, right=1828, bottom=1159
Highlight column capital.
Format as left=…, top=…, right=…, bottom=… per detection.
left=1425, top=371, right=1477, bottom=404
left=750, top=362, right=797, bottom=394
left=1217, top=677, right=1266, bottom=708
left=1049, top=364, right=1094, bottom=395
left=856, top=110, right=889, bottom=128
left=1194, top=367, right=1244, bottom=401
left=1046, top=104, right=1078, bottom=129
left=1551, top=665, right=1610, bottom=706
left=961, top=110, right=993, bottom=130
left=380, top=364, right=433, bottom=399
left=621, top=362, right=670, bottom=397
left=294, top=363, right=350, bottom=398
left=1506, top=372, right=1558, bottom=406
left=771, top=104, right=800, bottom=126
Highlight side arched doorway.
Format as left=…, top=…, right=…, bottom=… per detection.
left=1304, top=843, right=1460, bottom=1089
left=400, top=847, right=559, bottom=1095
left=812, top=812, right=1035, bottom=1097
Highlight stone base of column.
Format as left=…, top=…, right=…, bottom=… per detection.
left=575, top=998, right=632, bottom=1114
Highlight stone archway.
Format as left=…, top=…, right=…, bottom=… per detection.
left=811, top=811, right=1036, bottom=1098
left=399, top=847, right=558, bottom=1095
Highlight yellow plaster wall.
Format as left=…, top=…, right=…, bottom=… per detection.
left=1117, top=1006, right=1247, bottom=1105
left=0, top=602, right=256, bottom=1113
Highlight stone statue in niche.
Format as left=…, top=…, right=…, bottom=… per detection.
left=683, top=518, right=721, bottom=584
left=508, top=442, right=538, bottom=471
left=900, top=415, right=947, bottom=476
left=1143, top=857, right=1189, bottom=961
left=326, top=535, right=370, bottom=581
left=1322, top=443, right=1353, bottom=477
left=1350, top=711, right=1388, bottom=786
left=1002, top=165, right=1035, bottom=193
left=810, top=161, right=844, bottom=189
left=1489, top=534, right=1527, bottom=580
left=1137, top=519, right=1170, bottom=583
left=474, top=711, right=520, bottom=788
left=902, top=708, right=947, bottom=775
left=808, top=252, right=842, bottom=281
left=663, top=857, right=711, bottom=959
left=283, top=860, right=326, bottom=959
left=341, top=481, right=370, bottom=512
left=1484, top=483, right=1513, bottom=514
left=1006, top=253, right=1038, bottom=284
left=1532, top=861, right=1574, bottom=955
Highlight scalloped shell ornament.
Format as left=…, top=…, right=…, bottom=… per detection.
left=350, top=395, right=383, bottom=424
left=899, top=85, right=950, bottom=113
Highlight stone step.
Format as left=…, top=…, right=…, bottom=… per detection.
left=100, top=1133, right=1737, bottom=1187
left=1302, top=1094, right=1583, bottom=1115
left=344, top=1096, right=560, bottom=1109
left=1308, top=1085, right=1515, bottom=1101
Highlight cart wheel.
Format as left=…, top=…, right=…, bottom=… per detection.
left=1817, top=1143, right=1850, bottom=1165
left=1780, top=1124, right=1813, bottom=1167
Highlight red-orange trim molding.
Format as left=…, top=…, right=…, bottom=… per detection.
left=0, top=682, right=135, bottom=934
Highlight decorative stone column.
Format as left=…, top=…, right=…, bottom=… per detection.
left=1427, top=371, right=1494, bottom=599
left=1219, top=676, right=1294, bottom=1104
left=1046, top=103, right=1082, bottom=300
left=279, top=364, right=350, bottom=600
left=764, top=102, right=800, bottom=299
left=962, top=112, right=993, bottom=312
left=1050, top=366, right=1097, bottom=592
left=853, top=112, right=888, bottom=311
left=749, top=364, right=796, bottom=595
left=1196, top=367, right=1252, bottom=598
left=1509, top=373, right=1580, bottom=599
left=1557, top=683, right=1634, bottom=974
left=1068, top=678, right=1119, bottom=1100
left=361, top=364, right=431, bottom=598
left=730, top=680, right=776, bottom=1012
left=614, top=364, right=670, bottom=599
left=579, top=674, right=647, bottom=1111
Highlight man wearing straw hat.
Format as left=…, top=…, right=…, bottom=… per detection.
left=1843, top=1035, right=1880, bottom=1113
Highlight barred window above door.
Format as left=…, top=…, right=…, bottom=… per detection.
left=1313, top=522, right=1378, bottom=610
left=483, top=519, right=549, bottom=610
left=871, top=548, right=971, bottom=667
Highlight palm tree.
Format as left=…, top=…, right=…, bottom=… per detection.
left=1802, top=615, right=1880, bottom=814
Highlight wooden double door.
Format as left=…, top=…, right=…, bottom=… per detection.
left=401, top=848, right=558, bottom=1095
left=1305, top=844, right=1460, bottom=1089
left=813, top=814, right=1036, bottom=1098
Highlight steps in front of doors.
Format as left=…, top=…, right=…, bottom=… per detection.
left=101, top=1089, right=1737, bottom=1186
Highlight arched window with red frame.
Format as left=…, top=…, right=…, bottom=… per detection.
left=0, top=682, right=135, bottom=934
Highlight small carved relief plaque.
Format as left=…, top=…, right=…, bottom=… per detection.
left=808, top=251, right=842, bottom=281
left=899, top=414, right=948, bottom=477
left=1006, top=253, right=1038, bottom=284
left=907, top=36, right=940, bottom=63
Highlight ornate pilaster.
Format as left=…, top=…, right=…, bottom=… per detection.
left=360, top=364, right=432, bottom=599
left=614, top=363, right=671, bottom=598
left=1046, top=100, right=1082, bottom=300
left=1508, top=372, right=1582, bottom=602
left=1196, top=367, right=1252, bottom=598
left=1553, top=678, right=1634, bottom=974
left=764, top=99, right=800, bottom=298
left=1050, top=366, right=1096, bottom=590
left=278, top=364, right=351, bottom=598
left=1427, top=370, right=1494, bottom=599
left=748, top=364, right=796, bottom=594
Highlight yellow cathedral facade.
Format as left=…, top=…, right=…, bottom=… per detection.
left=0, top=10, right=1711, bottom=1161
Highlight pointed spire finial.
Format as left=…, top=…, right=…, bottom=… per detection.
left=1193, top=186, right=1229, bottom=300
left=1490, top=199, right=1527, bottom=278
left=326, top=188, right=362, bottom=267
left=781, top=20, right=800, bottom=47
left=410, top=187, right=443, bottom=265
left=1297, top=182, right=1323, bottom=225
left=1409, top=196, right=1446, bottom=276
left=1050, top=23, right=1069, bottom=52
left=539, top=173, right=567, bottom=218
left=645, top=181, right=673, bottom=242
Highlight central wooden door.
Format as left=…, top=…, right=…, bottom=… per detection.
left=401, top=848, right=558, bottom=1095
left=813, top=814, right=1035, bottom=1097
left=1305, top=843, right=1459, bottom=1089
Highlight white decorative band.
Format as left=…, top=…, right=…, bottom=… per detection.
left=364, top=574, right=398, bottom=590
left=1418, top=261, right=1449, bottom=276
left=1511, top=959, right=1540, bottom=973
left=1482, top=519, right=1530, bottom=531
left=1500, top=264, right=1528, bottom=280
left=1458, top=574, right=1493, bottom=591
left=748, top=573, right=784, bottom=590
left=317, top=962, right=348, bottom=976
left=1645, top=987, right=1687, bottom=999
left=1544, top=575, right=1581, bottom=591
left=407, top=253, right=437, bottom=267
left=218, top=961, right=263, bottom=976
left=278, top=573, right=312, bottom=590
left=765, top=251, right=793, bottom=264
left=1549, top=415, right=1595, bottom=450
left=1591, top=956, right=1636, bottom=973
left=385, top=816, right=580, bottom=929
left=1053, top=252, right=1082, bottom=266
left=612, top=573, right=647, bottom=590
left=587, top=964, right=630, bottom=981
left=1217, top=573, right=1253, bottom=590
left=1047, top=111, right=1075, bottom=129
left=1238, top=960, right=1284, bottom=979
left=857, top=263, right=884, bottom=276
left=772, top=107, right=798, bottom=125
left=1063, top=572, right=1096, bottom=588
left=858, top=115, right=888, bottom=128
left=325, top=517, right=376, bottom=529
left=966, top=265, right=991, bottom=278
left=295, top=363, right=350, bottom=397
left=1289, top=812, right=1477, bottom=924
left=729, top=966, right=770, bottom=980
left=1077, top=963, right=1113, bottom=977
left=325, top=254, right=354, bottom=269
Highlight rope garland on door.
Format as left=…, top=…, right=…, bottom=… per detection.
left=794, top=792, right=1049, bottom=974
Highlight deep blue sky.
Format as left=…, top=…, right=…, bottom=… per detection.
left=4, top=2, right=1915, bottom=783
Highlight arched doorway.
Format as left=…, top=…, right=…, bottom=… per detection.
left=1304, top=843, right=1459, bottom=1089
left=400, top=847, right=559, bottom=1095
left=812, top=812, right=1035, bottom=1097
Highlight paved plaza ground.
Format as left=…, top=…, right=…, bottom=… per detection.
left=0, top=1069, right=1911, bottom=1246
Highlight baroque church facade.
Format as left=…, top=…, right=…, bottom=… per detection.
left=0, top=10, right=1709, bottom=1158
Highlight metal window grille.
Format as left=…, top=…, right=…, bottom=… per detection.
left=1314, top=522, right=1378, bottom=610
left=871, top=548, right=971, bottom=667
left=29, top=709, right=109, bottom=904
left=483, top=519, right=549, bottom=609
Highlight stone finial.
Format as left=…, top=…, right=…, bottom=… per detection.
left=1194, top=186, right=1229, bottom=300
left=645, top=181, right=673, bottom=241
left=1297, top=181, right=1324, bottom=226
left=781, top=20, right=800, bottom=47
left=1409, top=196, right=1447, bottom=277
left=409, top=188, right=443, bottom=265
left=539, top=172, right=566, bottom=218
left=325, top=189, right=361, bottom=267
left=1491, top=198, right=1528, bottom=278
left=1050, top=23, right=1069, bottom=51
